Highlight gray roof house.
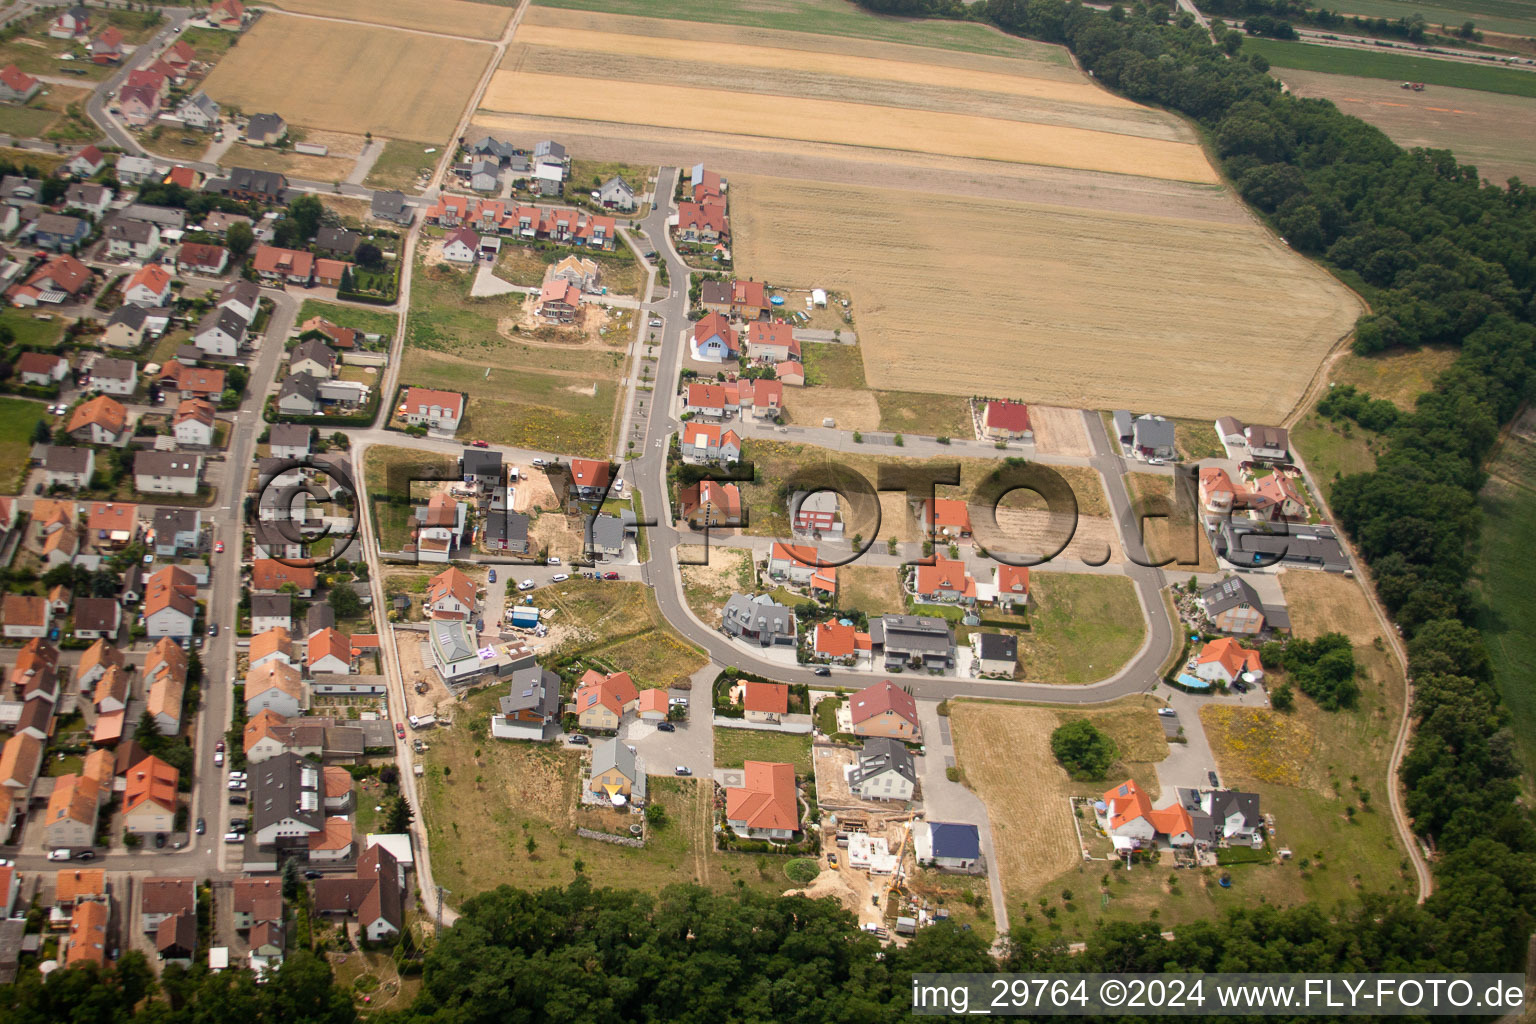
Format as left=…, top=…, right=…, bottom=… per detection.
left=245, top=113, right=287, bottom=146
left=483, top=509, right=529, bottom=554
left=721, top=593, right=796, bottom=648
left=491, top=664, right=561, bottom=739
left=122, top=204, right=186, bottom=229
left=597, top=175, right=636, bottom=211
left=872, top=614, right=953, bottom=670
left=532, top=140, right=566, bottom=164
left=1112, top=409, right=1133, bottom=444
left=315, top=226, right=359, bottom=256
left=467, top=136, right=518, bottom=161
left=469, top=159, right=499, bottom=193
left=370, top=189, right=414, bottom=225
left=1214, top=519, right=1349, bottom=574
left=589, top=736, right=645, bottom=803
left=277, top=372, right=319, bottom=416
left=970, top=632, right=1017, bottom=676
left=268, top=423, right=311, bottom=458
left=588, top=512, right=629, bottom=560
left=847, top=737, right=917, bottom=802
left=250, top=752, right=323, bottom=849
left=1132, top=414, right=1176, bottom=459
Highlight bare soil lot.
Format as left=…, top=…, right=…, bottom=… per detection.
left=202, top=15, right=491, bottom=143
left=1026, top=405, right=1093, bottom=456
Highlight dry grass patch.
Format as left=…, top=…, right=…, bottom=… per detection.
left=1326, top=345, right=1458, bottom=412
left=785, top=387, right=880, bottom=432
left=679, top=545, right=753, bottom=626
left=1028, top=405, right=1092, bottom=456
left=948, top=703, right=1079, bottom=902
left=732, top=176, right=1361, bottom=423
left=227, top=141, right=357, bottom=183
left=483, top=72, right=1217, bottom=183
left=202, top=15, right=491, bottom=143
left=1122, top=471, right=1217, bottom=572
left=837, top=565, right=905, bottom=617
left=1014, top=572, right=1145, bottom=685
left=1200, top=705, right=1314, bottom=786
left=269, top=0, right=510, bottom=39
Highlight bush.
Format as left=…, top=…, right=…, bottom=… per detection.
left=1050, top=719, right=1118, bottom=780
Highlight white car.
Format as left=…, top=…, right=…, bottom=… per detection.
left=551, top=573, right=569, bottom=582
left=648, top=318, right=663, bottom=328
left=1157, top=708, right=1177, bottom=718
left=547, top=556, right=561, bottom=566
left=227, top=779, right=247, bottom=791
left=213, top=751, right=224, bottom=766
left=47, top=849, right=71, bottom=861
left=228, top=771, right=247, bottom=781
left=531, top=458, right=546, bottom=468
left=1147, top=457, right=1166, bottom=466
left=224, top=832, right=244, bottom=843
left=518, top=579, right=535, bottom=591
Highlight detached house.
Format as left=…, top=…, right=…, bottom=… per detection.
left=1198, top=576, right=1282, bottom=635
left=688, top=312, right=737, bottom=362
left=68, top=395, right=128, bottom=444
left=913, top=556, right=976, bottom=605
left=1, top=595, right=48, bottom=639
left=699, top=278, right=768, bottom=320
left=587, top=737, right=644, bottom=802
left=102, top=305, right=148, bottom=349
left=969, top=633, right=1017, bottom=677
left=28, top=214, right=89, bottom=252
left=847, top=738, right=917, bottom=802
left=135, top=451, right=201, bottom=496
left=177, top=242, right=228, bottom=276
left=678, top=480, right=741, bottom=529
left=0, top=65, right=40, bottom=103
left=676, top=201, right=728, bottom=244
left=982, top=400, right=1033, bottom=441
left=1193, top=638, right=1264, bottom=686
left=252, top=245, right=314, bottom=286
left=725, top=761, right=797, bottom=839
left=173, top=398, right=217, bottom=447
left=43, top=445, right=93, bottom=489
left=746, top=322, right=798, bottom=363
left=741, top=682, right=788, bottom=725
left=193, top=307, right=246, bottom=358
left=122, top=756, right=178, bottom=835
left=217, top=166, right=287, bottom=203
left=991, top=564, right=1030, bottom=611
left=175, top=92, right=220, bottom=132
left=89, top=27, right=124, bottom=64
left=245, top=661, right=304, bottom=718
left=1133, top=415, right=1176, bottom=460
left=441, top=226, right=479, bottom=263
left=721, top=593, right=796, bottom=648
left=144, top=566, right=197, bottom=637
left=1097, top=778, right=1194, bottom=849
left=398, top=387, right=463, bottom=436
left=572, top=669, right=638, bottom=732
left=121, top=263, right=171, bottom=306
left=680, top=422, right=741, bottom=465
left=87, top=357, right=136, bottom=396
left=63, top=183, right=112, bottom=220
left=17, top=351, right=68, bottom=387
left=535, top=279, right=580, bottom=323
left=63, top=145, right=105, bottom=178
left=849, top=680, right=921, bottom=741
left=108, top=220, right=162, bottom=264
left=425, top=566, right=475, bottom=621
left=8, top=254, right=92, bottom=307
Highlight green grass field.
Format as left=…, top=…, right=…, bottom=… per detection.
left=363, top=138, right=438, bottom=192
left=1245, top=37, right=1536, bottom=96
left=712, top=728, right=813, bottom=774
left=0, top=397, right=44, bottom=492
left=1, top=308, right=67, bottom=349
left=296, top=299, right=399, bottom=338
left=0, top=103, right=59, bottom=139
left=361, top=445, right=458, bottom=551
left=1473, top=411, right=1536, bottom=790
left=874, top=391, right=973, bottom=438
left=531, top=0, right=1072, bottom=60
left=1323, top=0, right=1536, bottom=38
left=402, top=254, right=621, bottom=456
left=1016, top=572, right=1145, bottom=685
left=802, top=341, right=867, bottom=389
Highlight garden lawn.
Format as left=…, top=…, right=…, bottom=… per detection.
left=1, top=307, right=67, bottom=348
left=1015, top=572, right=1144, bottom=685
left=836, top=565, right=905, bottom=617
left=712, top=727, right=812, bottom=774
left=364, top=138, right=438, bottom=192
left=0, top=397, right=44, bottom=491
left=362, top=445, right=458, bottom=551
left=297, top=299, right=399, bottom=338
left=873, top=391, right=972, bottom=438
left=801, top=341, right=866, bottom=389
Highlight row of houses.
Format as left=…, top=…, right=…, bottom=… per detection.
left=424, top=194, right=617, bottom=250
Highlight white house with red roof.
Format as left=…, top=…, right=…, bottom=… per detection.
left=741, top=682, right=788, bottom=725
left=675, top=201, right=728, bottom=245
left=1097, top=778, right=1195, bottom=849
left=724, top=761, right=797, bottom=839
left=689, top=312, right=737, bottom=363
left=684, top=381, right=730, bottom=418
left=566, top=457, right=611, bottom=500
left=919, top=498, right=973, bottom=543
left=441, top=227, right=479, bottom=263
left=680, top=422, right=741, bottom=465
left=678, top=480, right=741, bottom=529
left=8, top=254, right=92, bottom=306
left=398, top=387, right=463, bottom=437
left=913, top=556, right=976, bottom=606
left=64, top=145, right=105, bottom=178
left=425, top=567, right=475, bottom=621
left=746, top=322, right=799, bottom=364
left=122, top=264, right=173, bottom=308
left=1193, top=638, right=1264, bottom=685
left=849, top=680, right=921, bottom=740
left=812, top=621, right=872, bottom=664
left=990, top=564, right=1030, bottom=610
left=17, top=352, right=68, bottom=387
left=982, top=400, right=1032, bottom=440
left=572, top=669, right=637, bottom=731
left=49, top=5, right=90, bottom=40
left=0, top=65, right=40, bottom=103
left=766, top=542, right=818, bottom=585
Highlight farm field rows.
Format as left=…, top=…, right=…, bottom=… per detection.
left=1245, top=37, right=1536, bottom=97
left=732, top=176, right=1360, bottom=423
left=267, top=0, right=511, bottom=39
left=527, top=0, right=1072, bottom=58
left=1276, top=68, right=1536, bottom=184
left=479, top=7, right=1360, bottom=423
left=201, top=14, right=491, bottom=143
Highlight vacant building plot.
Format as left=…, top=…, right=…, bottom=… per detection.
left=201, top=15, right=490, bottom=143
left=732, top=177, right=1360, bottom=424
left=1278, top=69, right=1536, bottom=185
left=268, top=0, right=511, bottom=39
left=1015, top=572, right=1145, bottom=685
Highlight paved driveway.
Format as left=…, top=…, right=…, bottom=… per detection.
left=1152, top=688, right=1222, bottom=793
left=624, top=712, right=712, bottom=778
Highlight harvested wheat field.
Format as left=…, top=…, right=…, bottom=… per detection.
left=269, top=0, right=511, bottom=39
left=949, top=703, right=1080, bottom=902
left=483, top=73, right=1216, bottom=183
left=733, top=177, right=1361, bottom=423
left=785, top=388, right=881, bottom=432
left=202, top=15, right=491, bottom=143
left=1027, top=405, right=1093, bottom=457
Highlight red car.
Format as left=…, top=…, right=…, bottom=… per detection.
left=603, top=571, right=620, bottom=580
left=214, top=541, right=225, bottom=553
left=471, top=440, right=490, bottom=448
left=395, top=723, right=405, bottom=739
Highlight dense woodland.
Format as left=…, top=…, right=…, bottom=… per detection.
left=14, top=0, right=1536, bottom=1017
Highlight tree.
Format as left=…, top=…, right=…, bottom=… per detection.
left=644, top=803, right=666, bottom=827
left=282, top=857, right=301, bottom=901
left=1271, top=684, right=1296, bottom=711
left=354, top=242, right=383, bottom=270
left=328, top=585, right=363, bottom=619
left=286, top=193, right=323, bottom=241
left=1049, top=719, right=1118, bottom=780
left=226, top=219, right=254, bottom=258
left=384, top=794, right=413, bottom=834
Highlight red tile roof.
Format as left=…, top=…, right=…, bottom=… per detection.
left=742, top=681, right=788, bottom=715
left=1196, top=638, right=1263, bottom=679
left=0, top=65, right=38, bottom=94
left=252, top=559, right=316, bottom=591
left=574, top=670, right=637, bottom=719
left=849, top=680, right=919, bottom=729
left=915, top=556, right=975, bottom=600
left=568, top=457, right=610, bottom=490
left=726, top=761, right=797, bottom=832
left=68, top=395, right=127, bottom=436
left=984, top=400, right=1031, bottom=433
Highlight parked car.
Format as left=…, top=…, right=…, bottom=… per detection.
left=1232, top=680, right=1250, bottom=693
left=488, top=569, right=496, bottom=583
left=1157, top=708, right=1177, bottom=718
left=395, top=722, right=406, bottom=739
left=154, top=833, right=167, bottom=849
left=74, top=850, right=94, bottom=861
left=657, top=722, right=675, bottom=732
left=603, top=571, right=620, bottom=580
left=226, top=779, right=246, bottom=791
left=214, top=541, right=224, bottom=553
left=568, top=734, right=589, bottom=746
left=413, top=739, right=424, bottom=753
left=195, top=818, right=206, bottom=835
left=207, top=623, right=218, bottom=637
left=518, top=579, right=535, bottom=591
left=669, top=697, right=688, bottom=707
left=229, top=794, right=247, bottom=805
left=215, top=740, right=225, bottom=753
left=674, top=766, right=692, bottom=776
left=648, top=318, right=663, bottom=328
left=1208, top=770, right=1221, bottom=787
left=813, top=666, right=831, bottom=677
left=47, top=849, right=71, bottom=861
left=531, top=457, right=546, bottom=468
left=828, top=853, right=838, bottom=867
left=304, top=870, right=323, bottom=880
left=229, top=818, right=248, bottom=831
left=551, top=573, right=569, bottom=582
left=229, top=771, right=246, bottom=781
left=223, top=832, right=243, bottom=843
left=471, top=440, right=490, bottom=448
left=1148, top=457, right=1166, bottom=466
left=213, top=751, right=224, bottom=766
left=547, top=556, right=561, bottom=566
